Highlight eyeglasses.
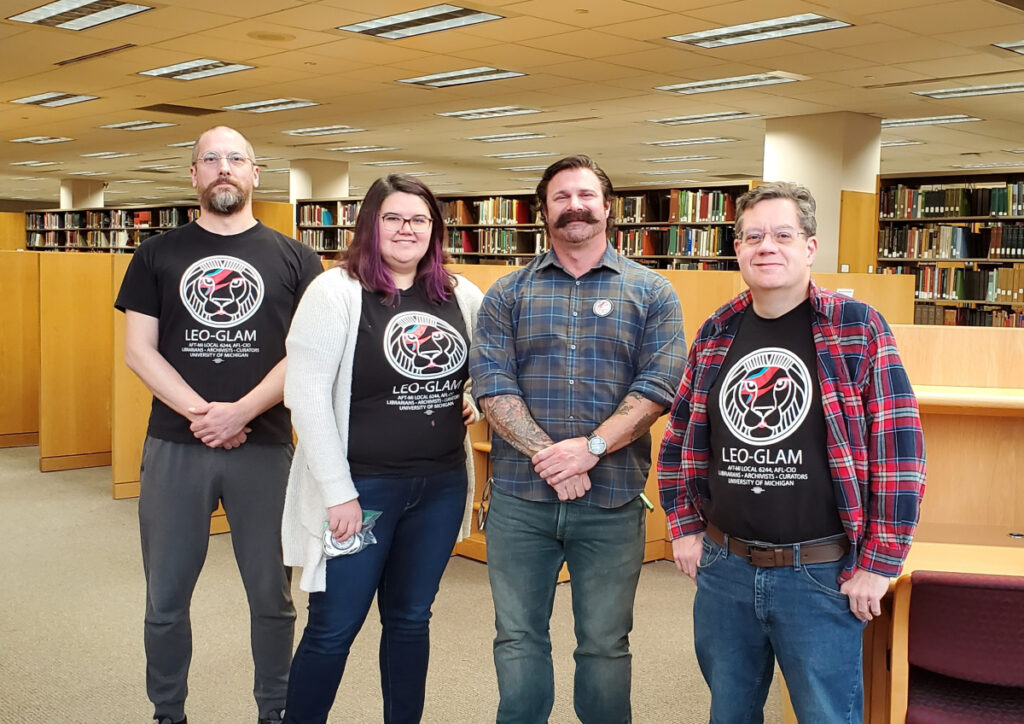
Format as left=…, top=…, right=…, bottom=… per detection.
left=196, top=152, right=254, bottom=168
left=380, top=213, right=432, bottom=234
left=737, top=227, right=808, bottom=247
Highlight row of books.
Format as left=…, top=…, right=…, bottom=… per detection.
left=893, top=263, right=1024, bottom=302
left=878, top=223, right=1024, bottom=260
left=614, top=226, right=734, bottom=257
left=26, top=208, right=192, bottom=230
left=914, top=303, right=1024, bottom=327
left=668, top=188, right=737, bottom=223
left=297, top=202, right=360, bottom=227
left=298, top=228, right=352, bottom=251
left=447, top=228, right=545, bottom=255
left=27, top=229, right=159, bottom=248
left=880, top=182, right=1024, bottom=219
left=443, top=198, right=535, bottom=226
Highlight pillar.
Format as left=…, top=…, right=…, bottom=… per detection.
left=59, top=178, right=104, bottom=209
left=763, top=112, right=880, bottom=273
left=289, top=159, right=349, bottom=203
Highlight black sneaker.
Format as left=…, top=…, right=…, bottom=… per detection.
left=258, top=709, right=284, bottom=724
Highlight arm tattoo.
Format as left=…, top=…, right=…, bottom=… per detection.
left=481, top=394, right=553, bottom=458
left=613, top=391, right=665, bottom=444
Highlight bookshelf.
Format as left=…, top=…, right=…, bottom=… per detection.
left=25, top=204, right=199, bottom=251
left=875, top=172, right=1024, bottom=326
left=295, top=183, right=753, bottom=269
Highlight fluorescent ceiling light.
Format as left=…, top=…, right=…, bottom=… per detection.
left=82, top=151, right=137, bottom=158
left=666, top=13, right=850, bottom=48
left=338, top=4, right=502, bottom=39
left=399, top=67, right=525, bottom=87
left=327, top=145, right=399, bottom=153
left=914, top=82, right=1024, bottom=99
left=880, top=139, right=922, bottom=148
left=638, top=169, right=704, bottom=175
left=113, top=179, right=153, bottom=183
left=101, top=120, right=177, bottom=130
left=363, top=160, right=421, bottom=166
left=500, top=164, right=548, bottom=171
left=650, top=111, right=759, bottom=125
left=467, top=132, right=548, bottom=142
left=10, top=160, right=60, bottom=166
left=881, top=115, right=981, bottom=128
left=485, top=151, right=555, bottom=159
left=656, top=72, right=801, bottom=94
left=950, top=162, right=1024, bottom=169
left=1006, top=148, right=1024, bottom=154
left=11, top=92, right=98, bottom=107
left=141, top=59, right=254, bottom=81
left=223, top=98, right=318, bottom=113
left=167, top=141, right=195, bottom=148
left=138, top=164, right=180, bottom=171
left=8, top=1, right=152, bottom=30
left=11, top=136, right=72, bottom=143
left=283, top=125, right=364, bottom=136
left=646, top=137, right=737, bottom=147
left=633, top=179, right=697, bottom=185
left=437, top=106, right=540, bottom=120
left=405, top=171, right=443, bottom=177
left=68, top=170, right=107, bottom=175
left=260, top=168, right=291, bottom=174
left=993, top=40, right=1024, bottom=55
left=645, top=155, right=717, bottom=162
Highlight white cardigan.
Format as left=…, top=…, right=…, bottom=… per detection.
left=282, top=267, right=484, bottom=592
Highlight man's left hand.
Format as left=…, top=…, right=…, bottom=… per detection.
left=839, top=569, right=891, bottom=622
left=532, top=437, right=598, bottom=485
left=189, top=401, right=251, bottom=449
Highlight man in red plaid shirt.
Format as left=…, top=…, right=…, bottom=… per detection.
left=658, top=181, right=925, bottom=723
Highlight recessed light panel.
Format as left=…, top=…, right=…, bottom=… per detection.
left=646, top=137, right=738, bottom=147
left=82, top=151, right=137, bottom=158
left=101, top=120, right=177, bottom=130
left=283, top=125, right=364, bottom=136
left=993, top=40, right=1024, bottom=55
left=11, top=136, right=72, bottom=143
left=224, top=99, right=318, bottom=113
left=650, top=111, right=759, bottom=125
left=638, top=169, right=705, bottom=175
left=914, top=82, right=1024, bottom=99
left=656, top=72, right=801, bottom=94
left=499, top=165, right=549, bottom=171
left=339, top=4, right=502, bottom=39
left=666, top=13, right=850, bottom=48
left=8, top=1, right=152, bottom=30
left=467, top=132, right=548, bottom=142
left=880, top=139, right=923, bottom=148
left=645, top=155, right=718, bottom=162
left=363, top=160, right=421, bottom=166
left=484, top=151, right=555, bottom=159
left=399, top=67, right=524, bottom=87
left=437, top=106, right=540, bottom=120
left=10, top=160, right=60, bottom=166
left=881, top=115, right=981, bottom=128
left=11, top=92, right=98, bottom=107
left=327, top=146, right=400, bottom=153
left=141, top=59, right=254, bottom=81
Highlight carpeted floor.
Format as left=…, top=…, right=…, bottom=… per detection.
left=0, top=445, right=781, bottom=723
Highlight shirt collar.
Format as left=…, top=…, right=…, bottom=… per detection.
left=537, top=241, right=623, bottom=275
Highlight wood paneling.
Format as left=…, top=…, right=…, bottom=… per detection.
left=252, top=200, right=295, bottom=238
left=0, top=251, right=40, bottom=447
left=0, top=212, right=26, bottom=252
left=838, top=189, right=879, bottom=274
left=38, top=253, right=112, bottom=470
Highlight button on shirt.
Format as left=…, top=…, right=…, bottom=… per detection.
left=470, top=244, right=686, bottom=508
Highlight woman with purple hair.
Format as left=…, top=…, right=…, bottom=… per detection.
left=280, top=174, right=483, bottom=723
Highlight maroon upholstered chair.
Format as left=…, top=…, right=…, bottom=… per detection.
left=890, top=570, right=1024, bottom=723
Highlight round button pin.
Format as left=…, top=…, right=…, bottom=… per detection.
left=593, top=299, right=612, bottom=317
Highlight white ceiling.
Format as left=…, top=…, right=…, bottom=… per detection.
left=4, top=0, right=1024, bottom=206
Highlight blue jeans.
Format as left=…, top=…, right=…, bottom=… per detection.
left=486, top=488, right=646, bottom=724
left=693, top=535, right=867, bottom=724
left=284, top=466, right=467, bottom=724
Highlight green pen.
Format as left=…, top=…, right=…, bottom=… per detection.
left=639, top=492, right=655, bottom=511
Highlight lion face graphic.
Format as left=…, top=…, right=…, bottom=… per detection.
left=384, top=312, right=466, bottom=380
left=719, top=348, right=811, bottom=445
left=179, top=256, right=264, bottom=328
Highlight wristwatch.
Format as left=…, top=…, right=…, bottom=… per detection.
left=586, top=432, right=608, bottom=457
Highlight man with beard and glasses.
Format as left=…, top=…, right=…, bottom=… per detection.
left=469, top=155, right=686, bottom=724
left=115, top=126, right=322, bottom=724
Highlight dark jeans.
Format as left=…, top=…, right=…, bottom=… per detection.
left=694, top=535, right=867, bottom=724
left=485, top=488, right=646, bottom=724
left=139, top=437, right=295, bottom=723
left=284, top=466, right=467, bottom=724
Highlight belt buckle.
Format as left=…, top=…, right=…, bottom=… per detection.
left=747, top=544, right=786, bottom=567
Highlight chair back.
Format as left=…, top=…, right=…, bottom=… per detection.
left=908, top=570, right=1024, bottom=687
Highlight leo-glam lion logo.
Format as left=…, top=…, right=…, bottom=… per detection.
left=718, top=347, right=812, bottom=446
left=384, top=312, right=466, bottom=380
left=179, top=256, right=264, bottom=328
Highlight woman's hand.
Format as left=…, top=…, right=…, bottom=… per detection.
left=462, top=398, right=476, bottom=426
left=327, top=499, right=363, bottom=542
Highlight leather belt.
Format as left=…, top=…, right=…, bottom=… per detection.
left=705, top=523, right=849, bottom=568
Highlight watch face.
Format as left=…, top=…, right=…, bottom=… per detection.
left=588, top=435, right=607, bottom=456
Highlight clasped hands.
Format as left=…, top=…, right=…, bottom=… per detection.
left=531, top=436, right=598, bottom=501
left=188, top=400, right=252, bottom=449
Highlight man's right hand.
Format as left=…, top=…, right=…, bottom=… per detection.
left=328, top=499, right=363, bottom=543
left=671, top=533, right=705, bottom=583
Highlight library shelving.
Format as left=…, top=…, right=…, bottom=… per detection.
left=875, top=172, right=1024, bottom=326
left=25, top=204, right=199, bottom=251
left=294, top=182, right=752, bottom=269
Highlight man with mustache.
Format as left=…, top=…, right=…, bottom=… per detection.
left=470, top=155, right=686, bottom=723
left=115, top=126, right=322, bottom=724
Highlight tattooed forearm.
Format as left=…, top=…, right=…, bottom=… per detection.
left=606, top=392, right=666, bottom=446
left=481, top=394, right=553, bottom=458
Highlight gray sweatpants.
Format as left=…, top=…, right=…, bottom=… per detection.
left=138, top=436, right=296, bottom=722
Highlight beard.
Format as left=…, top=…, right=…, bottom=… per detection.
left=200, top=178, right=248, bottom=215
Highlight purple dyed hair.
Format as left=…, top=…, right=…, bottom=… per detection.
left=340, top=174, right=454, bottom=305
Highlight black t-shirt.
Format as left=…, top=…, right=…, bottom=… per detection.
left=705, top=300, right=843, bottom=543
left=114, top=220, right=322, bottom=444
left=348, top=285, right=470, bottom=476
